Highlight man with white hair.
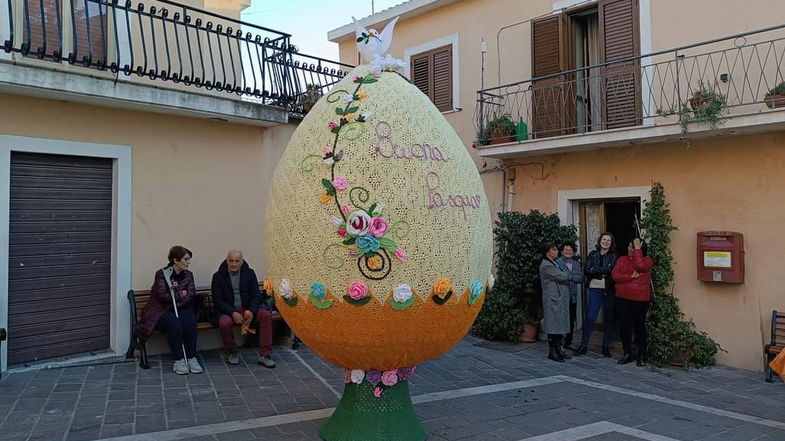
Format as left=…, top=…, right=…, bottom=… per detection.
left=210, top=250, right=275, bottom=368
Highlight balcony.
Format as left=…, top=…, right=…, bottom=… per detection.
left=476, top=24, right=785, bottom=158
left=0, top=0, right=352, bottom=122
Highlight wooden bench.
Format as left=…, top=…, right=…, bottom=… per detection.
left=765, top=310, right=785, bottom=382
left=125, top=282, right=293, bottom=369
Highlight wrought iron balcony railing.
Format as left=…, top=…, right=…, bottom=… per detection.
left=476, top=23, right=785, bottom=145
left=1, top=0, right=353, bottom=112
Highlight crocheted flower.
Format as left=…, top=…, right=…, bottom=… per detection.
left=279, top=279, right=293, bottom=299
left=350, top=369, right=365, bottom=384
left=381, top=370, right=398, bottom=386
left=469, top=280, right=484, bottom=304
left=366, top=369, right=382, bottom=386
left=324, top=157, right=335, bottom=166
left=394, top=248, right=406, bottom=261
left=348, top=281, right=368, bottom=300
left=330, top=216, right=343, bottom=227
left=433, top=278, right=451, bottom=297
left=397, top=366, right=416, bottom=381
left=347, top=249, right=358, bottom=257
left=341, top=204, right=352, bottom=215
left=322, top=146, right=332, bottom=156
left=373, top=387, right=382, bottom=398
left=369, top=217, right=389, bottom=238
left=343, top=368, right=352, bottom=383
left=360, top=111, right=373, bottom=121
left=346, top=211, right=371, bottom=237
left=368, top=256, right=382, bottom=270
left=357, top=92, right=368, bottom=100
left=342, top=93, right=354, bottom=103
left=393, top=284, right=412, bottom=303
left=320, top=194, right=332, bottom=204
left=332, top=176, right=348, bottom=191
left=336, top=228, right=347, bottom=238
left=342, top=113, right=355, bottom=121
left=374, top=203, right=384, bottom=215
left=310, top=282, right=326, bottom=299
left=328, top=121, right=338, bottom=129
left=356, top=235, right=381, bottom=254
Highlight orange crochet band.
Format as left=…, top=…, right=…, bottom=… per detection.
left=271, top=281, right=486, bottom=370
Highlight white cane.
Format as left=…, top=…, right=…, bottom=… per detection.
left=634, top=215, right=656, bottom=300
left=163, top=267, right=189, bottom=361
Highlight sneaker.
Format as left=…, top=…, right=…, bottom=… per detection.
left=173, top=359, right=189, bottom=375
left=227, top=351, right=240, bottom=365
left=257, top=354, right=276, bottom=368
left=187, top=357, right=204, bottom=374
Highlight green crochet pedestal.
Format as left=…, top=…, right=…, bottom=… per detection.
left=320, top=380, right=426, bottom=441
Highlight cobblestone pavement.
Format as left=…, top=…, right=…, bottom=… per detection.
left=0, top=336, right=783, bottom=441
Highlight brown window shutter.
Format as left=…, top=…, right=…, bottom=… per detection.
left=431, top=46, right=452, bottom=112
left=599, top=0, right=641, bottom=129
left=411, top=45, right=452, bottom=112
left=411, top=52, right=431, bottom=98
left=531, top=14, right=565, bottom=138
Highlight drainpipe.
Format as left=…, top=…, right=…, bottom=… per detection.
left=479, top=166, right=507, bottom=213
left=506, top=167, right=516, bottom=213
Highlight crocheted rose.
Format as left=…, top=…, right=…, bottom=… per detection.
left=350, top=369, right=365, bottom=384
left=397, top=366, right=416, bottom=381
left=373, top=386, right=382, bottom=398
left=381, top=370, right=398, bottom=386
left=341, top=204, right=352, bottom=215
left=393, top=284, right=412, bottom=303
left=346, top=211, right=371, bottom=237
left=348, top=281, right=368, bottom=300
left=367, top=256, right=382, bottom=270
left=366, top=370, right=382, bottom=386
left=279, top=279, right=293, bottom=299
left=310, top=282, right=326, bottom=299
left=394, top=248, right=406, bottom=261
left=369, top=217, right=389, bottom=238
left=433, top=278, right=451, bottom=297
left=356, top=235, right=380, bottom=254
left=332, top=176, right=348, bottom=191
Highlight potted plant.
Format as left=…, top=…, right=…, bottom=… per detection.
left=302, top=84, right=321, bottom=113
left=484, top=113, right=517, bottom=145
left=764, top=81, right=785, bottom=109
left=681, top=82, right=727, bottom=132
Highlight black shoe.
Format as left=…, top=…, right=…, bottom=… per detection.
left=617, top=352, right=634, bottom=365
left=548, top=350, right=565, bottom=362
left=573, top=345, right=588, bottom=356
left=636, top=360, right=646, bottom=367
left=557, top=346, right=572, bottom=359
left=602, top=345, right=611, bottom=357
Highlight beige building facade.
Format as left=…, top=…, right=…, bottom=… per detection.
left=330, top=0, right=785, bottom=371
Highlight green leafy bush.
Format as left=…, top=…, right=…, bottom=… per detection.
left=472, top=210, right=577, bottom=341
left=642, top=182, right=721, bottom=368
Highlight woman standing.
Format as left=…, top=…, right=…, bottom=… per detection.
left=556, top=242, right=583, bottom=350
left=540, top=242, right=579, bottom=362
left=137, top=246, right=203, bottom=375
left=575, top=232, right=617, bottom=357
left=612, top=238, right=653, bottom=366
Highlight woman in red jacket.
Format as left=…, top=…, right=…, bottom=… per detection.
left=611, top=238, right=654, bottom=366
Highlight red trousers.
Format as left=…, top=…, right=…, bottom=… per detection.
left=218, top=308, right=273, bottom=356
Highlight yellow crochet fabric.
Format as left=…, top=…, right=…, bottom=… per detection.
left=264, top=64, right=492, bottom=370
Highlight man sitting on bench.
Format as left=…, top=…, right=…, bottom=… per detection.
left=211, top=250, right=276, bottom=368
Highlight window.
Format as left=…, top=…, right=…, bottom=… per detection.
left=410, top=45, right=453, bottom=112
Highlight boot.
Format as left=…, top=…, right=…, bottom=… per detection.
left=547, top=337, right=565, bottom=362
left=573, top=345, right=588, bottom=356
left=636, top=349, right=646, bottom=367
left=602, top=345, right=611, bottom=357
left=617, top=352, right=634, bottom=365
left=557, top=345, right=572, bottom=360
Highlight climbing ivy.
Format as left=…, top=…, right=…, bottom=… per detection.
left=642, top=182, right=721, bottom=368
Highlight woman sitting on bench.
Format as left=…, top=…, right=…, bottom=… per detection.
left=136, top=245, right=203, bottom=375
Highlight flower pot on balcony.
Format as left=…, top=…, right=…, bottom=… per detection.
left=688, top=95, right=709, bottom=114
left=490, top=134, right=516, bottom=145
left=518, top=322, right=539, bottom=343
left=764, top=94, right=785, bottom=109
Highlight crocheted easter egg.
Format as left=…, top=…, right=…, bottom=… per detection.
left=264, top=64, right=492, bottom=371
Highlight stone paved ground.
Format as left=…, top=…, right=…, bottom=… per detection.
left=0, top=336, right=783, bottom=441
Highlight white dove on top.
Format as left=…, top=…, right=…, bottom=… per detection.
left=352, top=16, right=399, bottom=64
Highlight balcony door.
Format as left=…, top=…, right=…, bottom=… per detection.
left=531, top=0, right=641, bottom=138
left=20, top=0, right=111, bottom=68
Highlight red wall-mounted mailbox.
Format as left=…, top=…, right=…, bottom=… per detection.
left=697, top=231, right=744, bottom=283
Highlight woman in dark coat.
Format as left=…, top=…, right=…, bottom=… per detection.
left=539, top=242, right=580, bottom=362
left=136, top=246, right=201, bottom=375
left=575, top=232, right=618, bottom=357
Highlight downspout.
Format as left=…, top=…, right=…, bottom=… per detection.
left=479, top=166, right=507, bottom=213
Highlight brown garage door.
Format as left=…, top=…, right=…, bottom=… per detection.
left=8, top=152, right=113, bottom=365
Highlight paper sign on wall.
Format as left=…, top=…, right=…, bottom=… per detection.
left=704, top=251, right=732, bottom=268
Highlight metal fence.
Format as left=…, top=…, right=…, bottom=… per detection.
left=476, top=23, right=785, bottom=144
left=1, top=0, right=353, bottom=110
